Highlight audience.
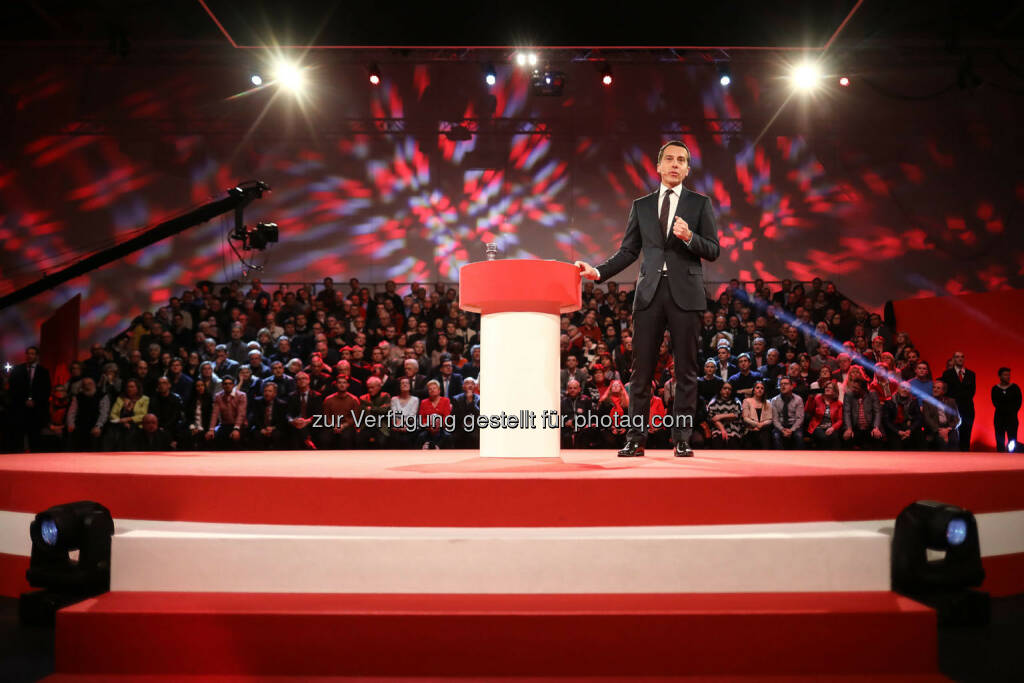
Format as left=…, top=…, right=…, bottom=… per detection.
left=1, top=277, right=1015, bottom=454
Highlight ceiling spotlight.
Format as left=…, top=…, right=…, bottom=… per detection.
left=601, top=64, right=613, bottom=86
left=718, top=64, right=731, bottom=87
left=515, top=53, right=527, bottom=67
left=368, top=63, right=381, bottom=85
left=791, top=61, right=823, bottom=91
left=484, top=63, right=496, bottom=86
left=273, top=59, right=306, bottom=93
left=250, top=73, right=263, bottom=87
left=839, top=76, right=850, bottom=87
left=528, top=52, right=538, bottom=67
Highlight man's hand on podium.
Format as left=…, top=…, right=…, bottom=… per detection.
left=575, top=261, right=599, bottom=281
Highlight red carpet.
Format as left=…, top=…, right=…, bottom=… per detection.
left=2, top=449, right=1023, bottom=527
left=54, top=591, right=937, bottom=678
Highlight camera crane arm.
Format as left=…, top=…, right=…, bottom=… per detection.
left=0, top=181, right=269, bottom=312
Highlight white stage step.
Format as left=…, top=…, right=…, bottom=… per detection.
left=110, top=522, right=891, bottom=593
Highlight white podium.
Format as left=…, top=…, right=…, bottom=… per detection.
left=459, top=259, right=582, bottom=458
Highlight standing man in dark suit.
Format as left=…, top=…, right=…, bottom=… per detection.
left=8, top=346, right=52, bottom=452
left=940, top=350, right=976, bottom=451
left=576, top=140, right=720, bottom=457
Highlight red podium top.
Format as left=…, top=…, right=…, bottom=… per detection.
left=459, top=259, right=582, bottom=315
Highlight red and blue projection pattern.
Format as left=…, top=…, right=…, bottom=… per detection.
left=0, top=58, right=1021, bottom=354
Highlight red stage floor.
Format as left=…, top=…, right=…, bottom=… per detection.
left=2, top=448, right=1023, bottom=527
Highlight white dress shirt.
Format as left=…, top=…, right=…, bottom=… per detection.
left=596, top=183, right=692, bottom=279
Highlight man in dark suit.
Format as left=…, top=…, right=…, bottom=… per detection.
left=940, top=350, right=976, bottom=451
left=285, top=371, right=323, bottom=449
left=576, top=140, right=720, bottom=457
left=248, top=382, right=288, bottom=449
left=433, top=354, right=464, bottom=400
left=8, top=346, right=52, bottom=452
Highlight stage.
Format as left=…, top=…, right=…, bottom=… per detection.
left=3, top=448, right=1023, bottom=678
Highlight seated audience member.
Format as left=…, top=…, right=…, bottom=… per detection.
left=741, top=381, right=774, bottom=449
left=66, top=377, right=110, bottom=452
left=561, top=379, right=598, bottom=449
left=389, top=377, right=421, bottom=449
left=417, top=379, right=452, bottom=449
left=321, top=376, right=361, bottom=449
left=869, top=361, right=898, bottom=403
left=260, top=360, right=295, bottom=398
left=208, top=375, right=247, bottom=450
left=213, top=345, right=239, bottom=380
left=597, top=379, right=630, bottom=449
left=388, top=358, right=428, bottom=399
left=560, top=354, right=589, bottom=393
left=356, top=377, right=391, bottom=449
left=646, top=380, right=669, bottom=449
left=883, top=382, right=924, bottom=450
left=451, top=377, right=481, bottom=449
left=728, top=353, right=762, bottom=401
left=908, top=360, right=933, bottom=397
left=39, top=384, right=71, bottom=452
left=148, top=376, right=185, bottom=449
left=131, top=413, right=173, bottom=451
left=697, top=360, right=724, bottom=406
left=248, top=382, right=288, bottom=449
left=103, top=378, right=149, bottom=451
left=186, top=378, right=215, bottom=449
left=805, top=381, right=843, bottom=450
left=707, top=382, right=744, bottom=449
left=433, top=355, right=464, bottom=400
left=713, top=342, right=737, bottom=383
left=770, top=376, right=805, bottom=450
left=991, top=367, right=1022, bottom=453
left=166, top=357, right=194, bottom=404
left=197, top=361, right=222, bottom=396
left=842, top=378, right=884, bottom=449
left=922, top=380, right=961, bottom=451
left=305, top=353, right=335, bottom=395
left=286, top=371, right=322, bottom=449
left=758, top=349, right=785, bottom=398
left=785, top=362, right=810, bottom=402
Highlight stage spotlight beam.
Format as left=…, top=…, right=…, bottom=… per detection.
left=273, top=59, right=306, bottom=93
left=368, top=63, right=381, bottom=85
left=601, top=64, right=613, bottom=86
left=791, top=62, right=822, bottom=91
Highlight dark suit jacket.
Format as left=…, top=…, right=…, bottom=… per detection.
left=9, top=362, right=51, bottom=410
left=248, top=396, right=288, bottom=431
left=285, top=390, right=323, bottom=423
left=595, top=186, right=720, bottom=311
left=434, top=373, right=464, bottom=400
left=940, top=368, right=976, bottom=415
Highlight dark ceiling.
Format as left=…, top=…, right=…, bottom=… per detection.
left=0, top=0, right=1019, bottom=51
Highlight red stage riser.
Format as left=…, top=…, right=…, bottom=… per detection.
left=55, top=592, right=937, bottom=677
left=3, top=452, right=1024, bottom=527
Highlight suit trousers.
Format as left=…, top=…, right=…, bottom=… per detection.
left=627, top=274, right=701, bottom=444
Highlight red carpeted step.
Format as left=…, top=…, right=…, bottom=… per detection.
left=55, top=592, right=938, bottom=677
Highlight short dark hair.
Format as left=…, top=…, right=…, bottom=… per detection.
left=657, top=140, right=690, bottom=164
left=998, top=366, right=1011, bottom=375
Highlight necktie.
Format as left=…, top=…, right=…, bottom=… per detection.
left=660, top=190, right=673, bottom=237
left=301, top=393, right=307, bottom=416
left=29, top=364, right=35, bottom=383
left=266, top=404, right=272, bottom=425
left=857, top=399, right=868, bottom=429
left=958, top=369, right=964, bottom=381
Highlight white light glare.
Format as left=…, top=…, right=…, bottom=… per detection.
left=515, top=53, right=527, bottom=67
left=250, top=74, right=263, bottom=86
left=485, top=73, right=496, bottom=86
left=792, top=62, right=823, bottom=91
left=528, top=53, right=538, bottom=66
left=720, top=74, right=731, bottom=86
left=274, top=59, right=306, bottom=93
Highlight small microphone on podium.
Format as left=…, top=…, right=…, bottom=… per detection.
left=485, top=243, right=498, bottom=261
